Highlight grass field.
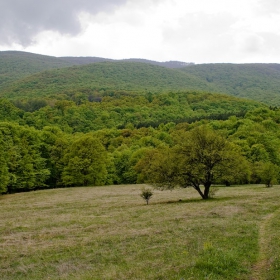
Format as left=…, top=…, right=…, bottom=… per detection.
left=1, top=184, right=280, bottom=279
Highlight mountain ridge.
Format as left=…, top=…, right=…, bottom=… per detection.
left=1, top=51, right=280, bottom=105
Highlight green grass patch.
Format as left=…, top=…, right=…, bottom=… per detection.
left=0, top=184, right=280, bottom=279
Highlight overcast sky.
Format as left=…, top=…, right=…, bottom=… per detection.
left=0, top=0, right=280, bottom=63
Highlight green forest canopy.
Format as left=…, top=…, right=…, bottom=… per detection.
left=1, top=51, right=280, bottom=105
left=1, top=95, right=280, bottom=197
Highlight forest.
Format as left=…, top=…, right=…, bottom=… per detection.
left=1, top=51, right=280, bottom=197
left=0, top=94, right=280, bottom=196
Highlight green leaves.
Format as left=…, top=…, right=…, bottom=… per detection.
left=140, top=187, right=153, bottom=205
left=61, top=135, right=108, bottom=187
left=253, top=161, right=280, bottom=187
left=137, top=127, right=250, bottom=199
left=0, top=122, right=50, bottom=193
left=0, top=145, right=9, bottom=194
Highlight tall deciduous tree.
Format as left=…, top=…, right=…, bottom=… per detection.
left=0, top=123, right=50, bottom=193
left=62, top=135, right=108, bottom=186
left=137, top=127, right=250, bottom=199
left=0, top=142, right=9, bottom=194
left=49, top=137, right=70, bottom=187
left=254, top=161, right=280, bottom=187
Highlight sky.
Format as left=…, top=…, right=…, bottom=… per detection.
left=0, top=0, right=280, bottom=64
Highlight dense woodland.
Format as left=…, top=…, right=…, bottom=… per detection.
left=1, top=51, right=280, bottom=196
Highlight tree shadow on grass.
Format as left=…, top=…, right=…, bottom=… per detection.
left=154, top=195, right=251, bottom=205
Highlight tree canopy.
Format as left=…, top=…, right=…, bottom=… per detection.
left=137, top=127, right=250, bottom=199
left=62, top=135, right=108, bottom=187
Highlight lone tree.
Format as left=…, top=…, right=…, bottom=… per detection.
left=136, top=126, right=249, bottom=199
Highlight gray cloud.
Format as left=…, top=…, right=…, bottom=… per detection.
left=0, top=0, right=128, bottom=46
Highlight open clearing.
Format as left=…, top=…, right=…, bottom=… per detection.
left=1, top=184, right=280, bottom=279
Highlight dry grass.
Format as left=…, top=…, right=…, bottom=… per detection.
left=0, top=184, right=280, bottom=279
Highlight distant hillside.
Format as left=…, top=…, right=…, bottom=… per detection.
left=180, top=64, right=280, bottom=105
left=0, top=51, right=72, bottom=89
left=0, top=51, right=193, bottom=90
left=0, top=61, right=216, bottom=100
left=59, top=57, right=194, bottom=68
left=1, top=51, right=280, bottom=105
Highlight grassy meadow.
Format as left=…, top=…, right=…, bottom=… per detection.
left=1, top=184, right=280, bottom=279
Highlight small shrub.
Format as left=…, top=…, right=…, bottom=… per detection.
left=140, top=187, right=153, bottom=205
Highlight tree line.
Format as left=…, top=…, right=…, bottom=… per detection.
left=0, top=91, right=263, bottom=133
left=1, top=105, right=280, bottom=198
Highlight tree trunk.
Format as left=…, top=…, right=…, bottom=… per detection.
left=203, top=182, right=211, bottom=199
left=193, top=184, right=206, bottom=199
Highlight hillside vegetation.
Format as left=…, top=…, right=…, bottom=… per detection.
left=1, top=51, right=280, bottom=105
left=60, top=57, right=193, bottom=68
left=0, top=61, right=217, bottom=100
left=180, top=63, right=280, bottom=105
left=0, top=51, right=193, bottom=91
left=0, top=91, right=263, bottom=133
left=0, top=51, right=72, bottom=89
left=1, top=101, right=280, bottom=193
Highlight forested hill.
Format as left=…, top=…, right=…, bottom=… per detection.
left=1, top=51, right=280, bottom=105
left=0, top=61, right=218, bottom=100
left=0, top=51, right=73, bottom=89
left=59, top=57, right=194, bottom=68
left=0, top=51, right=192, bottom=90
left=180, top=63, right=280, bottom=105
